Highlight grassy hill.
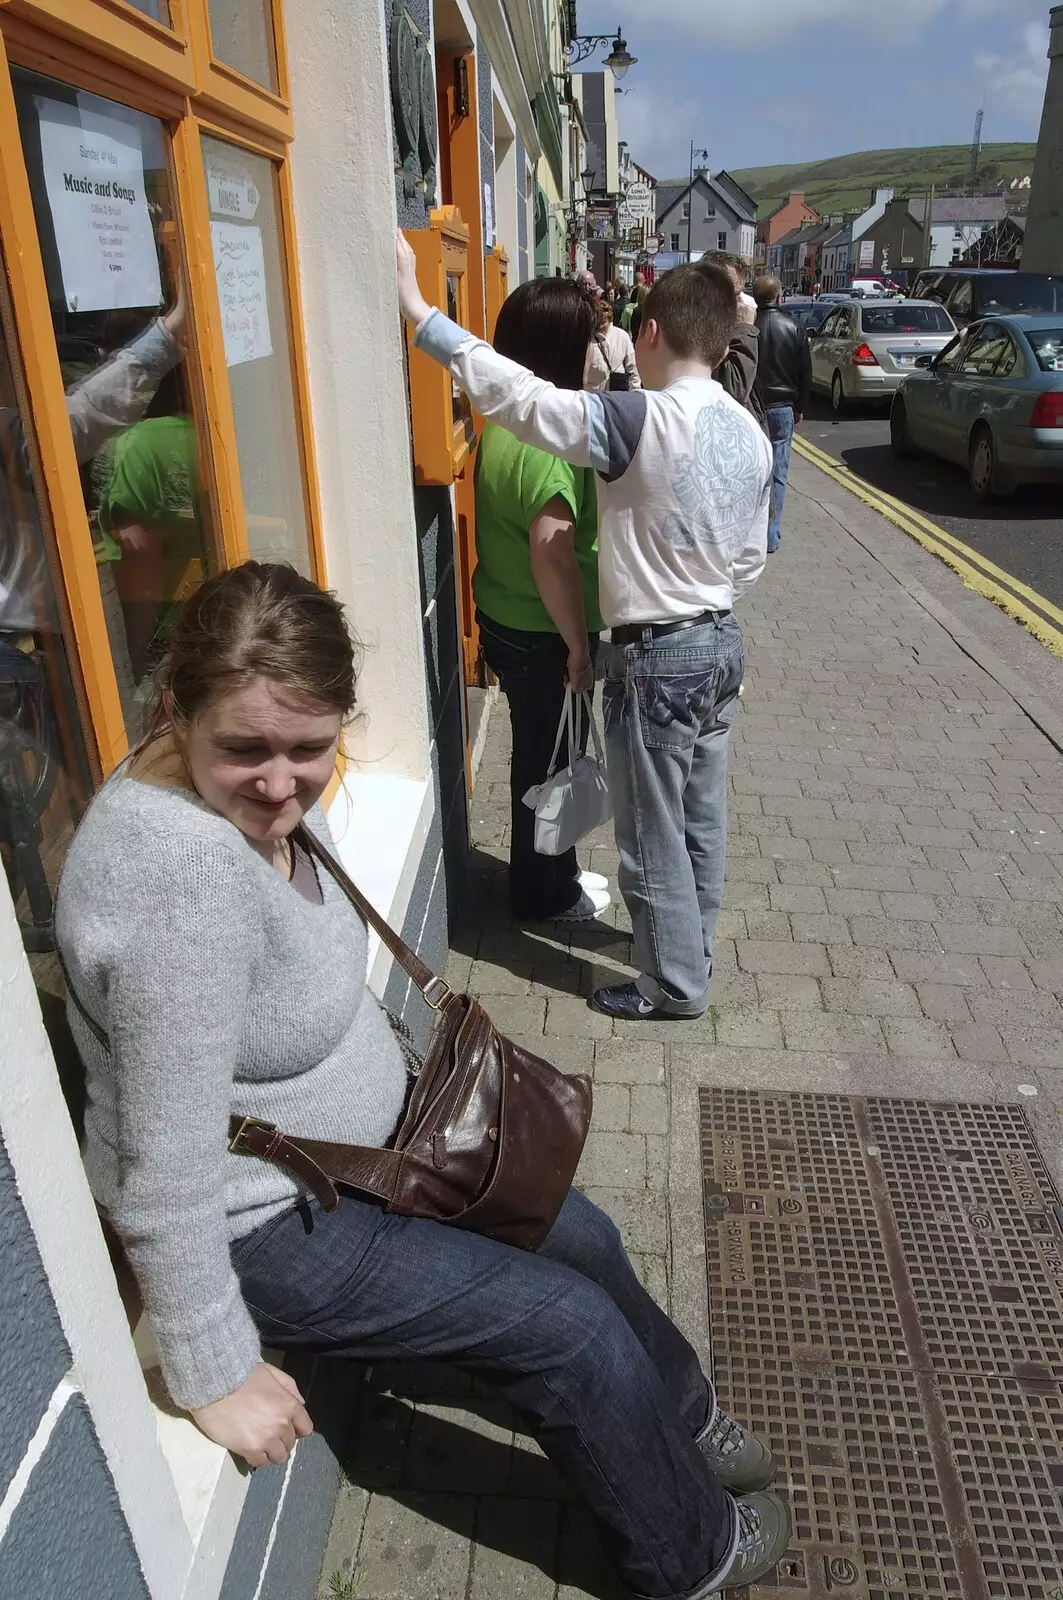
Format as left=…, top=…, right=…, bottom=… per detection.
left=726, top=143, right=1036, bottom=219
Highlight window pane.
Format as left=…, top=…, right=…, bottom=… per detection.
left=12, top=68, right=219, bottom=742
left=0, top=252, right=94, bottom=979
left=126, top=0, right=171, bottom=23
left=206, top=0, right=278, bottom=91
left=202, top=136, right=310, bottom=573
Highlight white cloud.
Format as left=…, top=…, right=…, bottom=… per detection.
left=974, top=21, right=1050, bottom=119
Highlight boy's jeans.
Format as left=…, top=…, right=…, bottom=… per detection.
left=765, top=404, right=795, bottom=553
left=603, top=615, right=743, bottom=1015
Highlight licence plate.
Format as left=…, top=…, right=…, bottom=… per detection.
left=891, top=351, right=920, bottom=366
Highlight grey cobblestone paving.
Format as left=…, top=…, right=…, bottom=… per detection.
left=317, top=469, right=1063, bottom=1598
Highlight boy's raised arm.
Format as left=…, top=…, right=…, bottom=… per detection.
left=396, top=229, right=610, bottom=473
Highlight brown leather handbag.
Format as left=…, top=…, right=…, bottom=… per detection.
left=226, top=826, right=592, bottom=1251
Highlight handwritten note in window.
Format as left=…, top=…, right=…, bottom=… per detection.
left=210, top=220, right=272, bottom=367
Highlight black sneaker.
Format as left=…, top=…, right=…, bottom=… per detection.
left=589, top=981, right=703, bottom=1021
left=696, top=1404, right=777, bottom=1492
left=689, top=1490, right=792, bottom=1597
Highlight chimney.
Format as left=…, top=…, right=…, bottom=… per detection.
left=790, top=191, right=804, bottom=204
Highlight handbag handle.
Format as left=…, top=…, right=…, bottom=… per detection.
left=546, top=689, right=605, bottom=782
left=296, top=826, right=452, bottom=1010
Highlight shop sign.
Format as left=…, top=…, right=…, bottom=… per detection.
left=859, top=239, right=875, bottom=267
left=205, top=151, right=261, bottom=221
left=625, top=181, right=653, bottom=221
left=37, top=96, right=162, bottom=313
left=211, top=221, right=272, bottom=367
left=587, top=206, right=616, bottom=241
left=483, top=183, right=495, bottom=250
left=617, top=202, right=637, bottom=231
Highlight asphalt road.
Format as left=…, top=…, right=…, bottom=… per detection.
left=796, top=396, right=1063, bottom=612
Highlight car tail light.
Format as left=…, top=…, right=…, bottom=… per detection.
left=851, top=343, right=879, bottom=366
left=1030, top=392, right=1063, bottom=428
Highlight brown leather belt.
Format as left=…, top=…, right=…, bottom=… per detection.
left=611, top=610, right=731, bottom=647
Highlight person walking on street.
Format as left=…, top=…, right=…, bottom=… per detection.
left=397, top=239, right=773, bottom=1035
left=753, top=274, right=811, bottom=554
left=584, top=297, right=642, bottom=393
left=473, top=279, right=610, bottom=924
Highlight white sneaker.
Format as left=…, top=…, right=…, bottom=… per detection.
left=579, top=870, right=609, bottom=893
left=555, top=886, right=612, bottom=922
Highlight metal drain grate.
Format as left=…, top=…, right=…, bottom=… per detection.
left=699, top=1090, right=1063, bottom=1599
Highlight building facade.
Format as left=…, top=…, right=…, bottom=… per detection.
left=755, top=190, right=819, bottom=268
left=654, top=171, right=757, bottom=271
left=0, top=1, right=572, bottom=1597
left=1022, top=5, right=1063, bottom=274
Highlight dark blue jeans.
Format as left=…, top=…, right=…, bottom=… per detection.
left=231, top=1188, right=733, bottom=1597
left=477, top=611, right=600, bottom=919
left=765, top=404, right=795, bottom=552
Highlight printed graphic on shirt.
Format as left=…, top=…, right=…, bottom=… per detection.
left=661, top=403, right=766, bottom=551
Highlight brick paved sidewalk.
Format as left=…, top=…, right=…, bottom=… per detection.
left=317, top=458, right=1063, bottom=1599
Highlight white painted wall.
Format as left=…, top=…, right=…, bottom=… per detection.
left=492, top=78, right=520, bottom=271
left=285, top=0, right=430, bottom=789
left=928, top=219, right=996, bottom=267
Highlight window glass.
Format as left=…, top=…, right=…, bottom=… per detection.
left=948, top=280, right=973, bottom=318
left=935, top=333, right=968, bottom=372
left=128, top=0, right=171, bottom=20
left=1024, top=330, right=1063, bottom=374
left=977, top=274, right=1061, bottom=315
left=860, top=305, right=954, bottom=334
left=960, top=326, right=1011, bottom=377
left=12, top=68, right=218, bottom=742
left=0, top=252, right=94, bottom=984
left=207, top=0, right=278, bottom=91
left=202, top=136, right=310, bottom=572
left=995, top=338, right=1022, bottom=379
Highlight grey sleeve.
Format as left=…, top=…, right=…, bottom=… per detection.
left=594, top=391, right=649, bottom=483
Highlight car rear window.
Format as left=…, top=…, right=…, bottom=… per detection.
left=860, top=306, right=954, bottom=333
left=1024, top=330, right=1063, bottom=373
left=976, top=275, right=1061, bottom=315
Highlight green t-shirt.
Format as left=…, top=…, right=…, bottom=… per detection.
left=473, top=423, right=603, bottom=634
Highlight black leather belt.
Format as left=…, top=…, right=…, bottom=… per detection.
left=611, top=610, right=730, bottom=647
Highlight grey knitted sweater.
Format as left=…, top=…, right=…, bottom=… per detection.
left=56, top=774, right=409, bottom=1410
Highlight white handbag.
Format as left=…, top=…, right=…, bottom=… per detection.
left=522, top=690, right=612, bottom=857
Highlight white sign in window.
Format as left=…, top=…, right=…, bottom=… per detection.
left=37, top=96, right=163, bottom=313
left=211, top=220, right=272, bottom=367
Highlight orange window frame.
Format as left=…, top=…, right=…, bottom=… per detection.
left=0, top=0, right=325, bottom=775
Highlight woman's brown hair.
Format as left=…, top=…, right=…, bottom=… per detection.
left=144, top=561, right=358, bottom=741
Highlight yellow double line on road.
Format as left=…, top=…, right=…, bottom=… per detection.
left=792, top=433, right=1063, bottom=660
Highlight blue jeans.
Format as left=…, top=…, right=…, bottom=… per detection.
left=603, top=617, right=743, bottom=1015
left=231, top=1188, right=733, bottom=1598
left=765, top=405, right=795, bottom=552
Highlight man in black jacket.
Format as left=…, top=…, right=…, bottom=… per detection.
left=753, top=275, right=812, bottom=552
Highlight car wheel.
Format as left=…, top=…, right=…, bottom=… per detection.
left=831, top=371, right=847, bottom=415
left=968, top=424, right=1014, bottom=502
left=890, top=398, right=915, bottom=460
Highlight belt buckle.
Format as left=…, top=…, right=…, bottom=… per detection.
left=229, top=1115, right=276, bottom=1152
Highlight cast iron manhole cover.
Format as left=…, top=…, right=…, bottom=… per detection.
left=699, top=1091, right=1063, bottom=1599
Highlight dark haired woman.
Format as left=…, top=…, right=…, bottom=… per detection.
left=475, top=279, right=608, bottom=923
left=56, top=561, right=782, bottom=1600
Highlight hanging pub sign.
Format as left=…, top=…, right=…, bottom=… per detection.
left=36, top=95, right=162, bottom=313
left=587, top=205, right=617, bottom=241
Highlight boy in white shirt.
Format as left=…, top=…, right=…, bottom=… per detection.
left=397, top=236, right=771, bottom=1026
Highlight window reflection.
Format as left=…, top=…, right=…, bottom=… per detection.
left=13, top=69, right=217, bottom=740
left=0, top=257, right=93, bottom=972
left=202, top=136, right=311, bottom=573
left=207, top=0, right=278, bottom=91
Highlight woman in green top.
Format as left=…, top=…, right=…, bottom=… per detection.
left=474, top=279, right=606, bottom=923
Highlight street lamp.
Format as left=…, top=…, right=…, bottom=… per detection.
left=688, top=142, right=710, bottom=263
left=581, top=165, right=596, bottom=198
left=567, top=27, right=638, bottom=82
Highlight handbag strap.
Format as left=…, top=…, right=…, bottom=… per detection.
left=296, top=825, right=452, bottom=1009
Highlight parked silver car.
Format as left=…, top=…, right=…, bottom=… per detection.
left=890, top=314, right=1063, bottom=500
left=810, top=299, right=958, bottom=413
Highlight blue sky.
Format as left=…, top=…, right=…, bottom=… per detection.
left=573, top=0, right=1052, bottom=181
